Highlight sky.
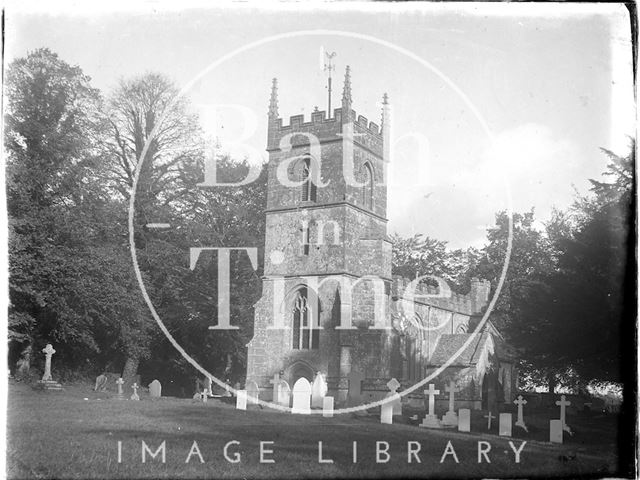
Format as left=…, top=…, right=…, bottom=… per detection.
left=5, top=2, right=635, bottom=248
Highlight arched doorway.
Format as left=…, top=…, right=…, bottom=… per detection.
left=481, top=369, right=501, bottom=411
left=289, top=362, right=315, bottom=385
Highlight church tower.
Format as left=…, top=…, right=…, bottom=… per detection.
left=246, top=67, right=394, bottom=401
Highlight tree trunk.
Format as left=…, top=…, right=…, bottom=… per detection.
left=122, top=356, right=139, bottom=384
left=547, top=371, right=556, bottom=394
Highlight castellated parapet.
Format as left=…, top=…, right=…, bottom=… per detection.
left=267, top=107, right=383, bottom=158
left=392, top=276, right=491, bottom=316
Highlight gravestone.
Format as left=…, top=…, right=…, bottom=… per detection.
left=458, top=408, right=471, bottom=432
left=236, top=390, right=247, bottom=410
left=246, top=381, right=260, bottom=406
left=499, top=413, right=512, bottom=436
left=385, top=378, right=402, bottom=416
left=130, top=383, right=140, bottom=401
left=484, top=411, right=495, bottom=430
left=419, top=384, right=442, bottom=428
left=311, top=372, right=328, bottom=408
left=347, top=370, right=364, bottom=406
left=549, top=419, right=563, bottom=443
left=115, top=378, right=125, bottom=399
left=149, top=379, right=162, bottom=398
left=514, top=395, right=528, bottom=432
left=291, top=378, right=312, bottom=414
left=278, top=380, right=291, bottom=408
left=441, top=381, right=459, bottom=427
left=322, top=396, right=334, bottom=418
left=556, top=395, right=573, bottom=435
left=39, top=344, right=62, bottom=390
left=381, top=401, right=393, bottom=424
left=269, top=373, right=281, bottom=404
left=94, top=374, right=108, bottom=392
left=42, top=344, right=55, bottom=381
left=16, top=345, right=31, bottom=377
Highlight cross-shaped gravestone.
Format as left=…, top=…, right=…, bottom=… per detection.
left=441, top=381, right=460, bottom=426
left=514, top=395, right=528, bottom=432
left=419, top=384, right=442, bottom=428
left=424, top=384, right=440, bottom=416
left=555, top=395, right=573, bottom=435
left=116, top=378, right=124, bottom=397
left=484, top=411, right=495, bottom=430
left=386, top=378, right=402, bottom=415
left=269, top=373, right=281, bottom=404
left=41, top=344, right=56, bottom=381
left=130, top=382, right=140, bottom=401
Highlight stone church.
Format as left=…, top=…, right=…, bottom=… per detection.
left=246, top=66, right=517, bottom=411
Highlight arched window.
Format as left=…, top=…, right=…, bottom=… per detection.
left=301, top=157, right=317, bottom=202
left=361, top=162, right=374, bottom=210
left=292, top=287, right=319, bottom=350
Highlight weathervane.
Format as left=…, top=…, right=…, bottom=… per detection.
left=323, top=49, right=337, bottom=117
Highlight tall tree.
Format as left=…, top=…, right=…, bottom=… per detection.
left=102, top=72, right=204, bottom=382
left=5, top=49, right=149, bottom=376
left=545, top=144, right=634, bottom=383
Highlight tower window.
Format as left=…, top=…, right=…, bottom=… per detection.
left=301, top=222, right=310, bottom=255
left=361, top=162, right=374, bottom=210
left=292, top=287, right=319, bottom=350
left=301, top=156, right=317, bottom=202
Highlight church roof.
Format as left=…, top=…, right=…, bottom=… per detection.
left=429, top=332, right=491, bottom=367
left=429, top=328, right=518, bottom=367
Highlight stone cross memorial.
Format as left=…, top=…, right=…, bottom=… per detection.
left=116, top=378, right=124, bottom=399
left=514, top=395, right=528, bottom=432
left=130, top=382, right=140, bottom=401
left=419, top=384, right=442, bottom=428
left=42, top=344, right=56, bottom=381
left=441, top=380, right=460, bottom=427
left=385, top=378, right=402, bottom=416
left=291, top=378, right=312, bottom=414
left=556, top=395, right=573, bottom=435
left=484, top=411, right=495, bottom=430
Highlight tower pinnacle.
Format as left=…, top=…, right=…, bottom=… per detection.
left=268, top=78, right=278, bottom=119
left=341, top=65, right=352, bottom=108
left=381, top=92, right=389, bottom=126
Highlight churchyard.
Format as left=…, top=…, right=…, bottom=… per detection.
left=7, top=379, right=622, bottom=479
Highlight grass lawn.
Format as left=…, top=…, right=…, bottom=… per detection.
left=7, top=381, right=625, bottom=479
